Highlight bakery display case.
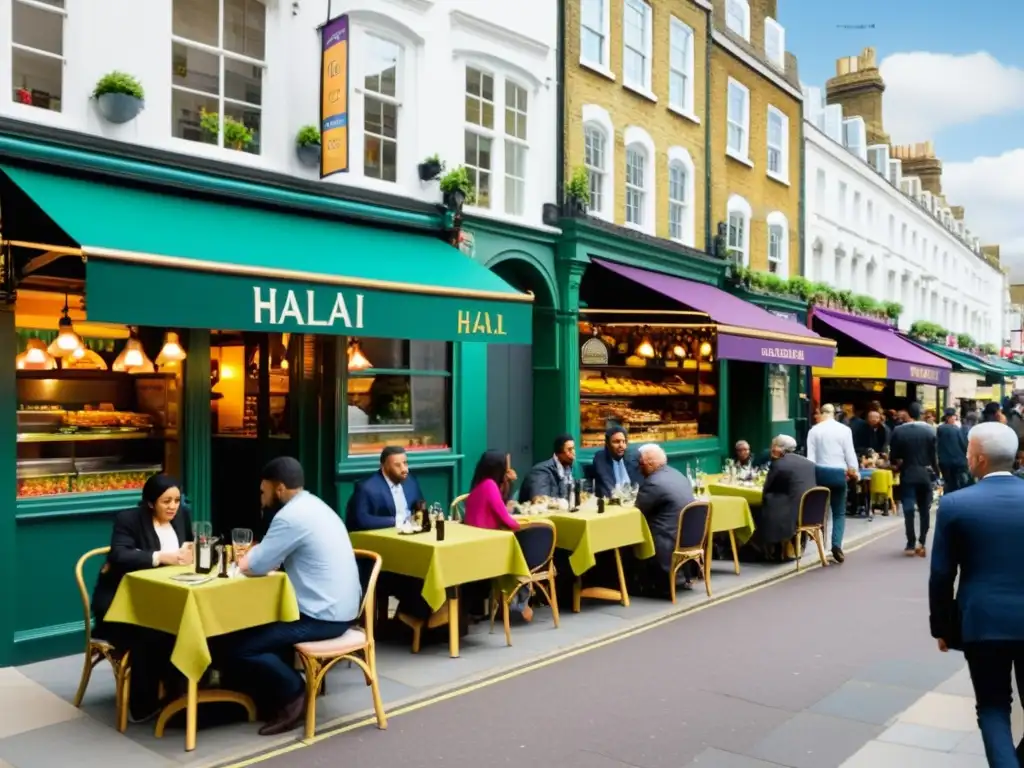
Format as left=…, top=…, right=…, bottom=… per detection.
left=578, top=323, right=718, bottom=448
left=16, top=371, right=170, bottom=499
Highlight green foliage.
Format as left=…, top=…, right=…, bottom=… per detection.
left=786, top=275, right=812, bottom=299
left=883, top=301, right=903, bottom=321
left=762, top=273, right=786, bottom=294
left=851, top=294, right=879, bottom=313
left=979, top=342, right=998, bottom=356
left=957, top=333, right=976, bottom=350
left=909, top=321, right=948, bottom=344
left=439, top=166, right=477, bottom=204
left=296, top=125, right=321, bottom=147
left=93, top=71, right=144, bottom=100
left=199, top=109, right=254, bottom=150
left=566, top=166, right=591, bottom=205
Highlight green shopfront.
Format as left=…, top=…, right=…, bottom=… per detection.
left=0, top=134, right=549, bottom=666
left=554, top=218, right=835, bottom=475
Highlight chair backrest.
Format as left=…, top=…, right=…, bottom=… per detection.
left=352, top=549, right=382, bottom=637
left=449, top=493, right=469, bottom=522
left=675, top=500, right=711, bottom=551
left=74, top=547, right=110, bottom=645
left=798, top=486, right=831, bottom=528
left=514, top=519, right=556, bottom=572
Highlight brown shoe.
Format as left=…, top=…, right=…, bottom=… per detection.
left=915, top=546, right=927, bottom=558
left=258, top=693, right=305, bottom=736
left=904, top=547, right=916, bottom=557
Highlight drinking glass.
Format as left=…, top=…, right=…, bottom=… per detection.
left=231, top=528, right=253, bottom=559
left=579, top=479, right=594, bottom=507
left=193, top=521, right=212, bottom=544
left=429, top=502, right=443, bottom=521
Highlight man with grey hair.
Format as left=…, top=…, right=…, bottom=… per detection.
left=635, top=443, right=695, bottom=593
left=930, top=421, right=1024, bottom=765
left=734, top=440, right=753, bottom=470
left=760, top=434, right=817, bottom=560
left=806, top=403, right=858, bottom=562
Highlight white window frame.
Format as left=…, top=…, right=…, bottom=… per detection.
left=668, top=17, right=696, bottom=121
left=11, top=0, right=67, bottom=113
left=503, top=79, right=530, bottom=217
left=582, top=104, right=614, bottom=221
left=766, top=211, right=789, bottom=278
left=579, top=0, right=612, bottom=79
left=667, top=146, right=696, bottom=247
left=622, top=0, right=654, bottom=101
left=357, top=32, right=403, bottom=185
left=170, top=0, right=268, bottom=153
left=726, top=193, right=752, bottom=267
left=464, top=64, right=497, bottom=210
left=765, top=105, right=788, bottom=184
left=726, top=78, right=751, bottom=165
left=725, top=0, right=750, bottom=41
left=623, top=125, right=655, bottom=235
left=763, top=17, right=785, bottom=70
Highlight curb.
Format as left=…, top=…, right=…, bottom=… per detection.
left=210, top=521, right=901, bottom=768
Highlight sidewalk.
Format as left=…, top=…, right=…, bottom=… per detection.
left=0, top=515, right=901, bottom=768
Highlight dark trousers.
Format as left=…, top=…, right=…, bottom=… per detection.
left=940, top=463, right=968, bottom=494
left=94, top=621, right=179, bottom=719
left=900, top=480, right=933, bottom=548
left=964, top=641, right=1024, bottom=767
left=219, top=615, right=351, bottom=709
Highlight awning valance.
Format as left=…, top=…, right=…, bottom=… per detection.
left=812, top=309, right=950, bottom=386
left=0, top=165, right=533, bottom=344
left=592, top=259, right=836, bottom=367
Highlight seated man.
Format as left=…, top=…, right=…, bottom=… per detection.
left=734, top=440, right=754, bottom=471
left=590, top=426, right=641, bottom=498
left=345, top=446, right=424, bottom=531
left=760, top=435, right=817, bottom=561
left=234, top=457, right=362, bottom=735
left=518, top=434, right=576, bottom=502
left=635, top=444, right=695, bottom=593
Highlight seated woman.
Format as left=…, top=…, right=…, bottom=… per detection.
left=90, top=474, right=194, bottom=722
left=464, top=450, right=533, bottom=621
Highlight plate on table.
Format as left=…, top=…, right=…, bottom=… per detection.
left=170, top=573, right=216, bottom=586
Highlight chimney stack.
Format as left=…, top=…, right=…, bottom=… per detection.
left=825, top=47, right=889, bottom=146
left=890, top=142, right=943, bottom=197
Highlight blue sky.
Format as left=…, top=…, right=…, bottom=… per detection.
left=784, top=0, right=1024, bottom=162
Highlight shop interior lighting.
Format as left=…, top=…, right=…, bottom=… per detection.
left=49, top=294, right=83, bottom=357
left=635, top=336, right=655, bottom=359
left=347, top=340, right=372, bottom=371
left=112, top=328, right=155, bottom=373
left=155, top=331, right=188, bottom=369
left=16, top=338, right=56, bottom=370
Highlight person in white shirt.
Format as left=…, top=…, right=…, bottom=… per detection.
left=806, top=403, right=859, bottom=562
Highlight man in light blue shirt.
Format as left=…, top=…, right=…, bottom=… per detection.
left=233, top=457, right=361, bottom=736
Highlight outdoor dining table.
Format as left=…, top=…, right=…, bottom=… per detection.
left=103, top=566, right=300, bottom=751
left=521, top=503, right=656, bottom=611
left=349, top=522, right=530, bottom=658
left=699, top=476, right=759, bottom=574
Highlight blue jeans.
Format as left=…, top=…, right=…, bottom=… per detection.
left=223, top=614, right=351, bottom=706
left=815, top=466, right=848, bottom=550
left=965, top=642, right=1024, bottom=767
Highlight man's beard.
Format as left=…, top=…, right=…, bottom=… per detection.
left=262, top=497, right=285, bottom=517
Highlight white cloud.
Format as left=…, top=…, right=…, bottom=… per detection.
left=880, top=52, right=1024, bottom=143
left=943, top=150, right=1024, bottom=281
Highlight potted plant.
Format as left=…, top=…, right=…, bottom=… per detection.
left=200, top=109, right=253, bottom=151
left=439, top=166, right=474, bottom=211
left=883, top=301, right=902, bottom=323
left=295, top=125, right=321, bottom=167
left=418, top=154, right=444, bottom=181
left=956, top=333, right=975, bottom=351
left=564, top=166, right=591, bottom=216
left=93, top=71, right=145, bottom=124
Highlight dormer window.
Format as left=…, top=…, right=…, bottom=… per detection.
left=725, top=0, right=750, bottom=41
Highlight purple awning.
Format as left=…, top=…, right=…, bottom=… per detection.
left=592, top=259, right=836, bottom=367
left=813, top=308, right=951, bottom=386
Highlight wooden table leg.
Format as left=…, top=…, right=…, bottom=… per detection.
left=728, top=530, right=741, bottom=574
left=154, top=687, right=256, bottom=751
left=613, top=548, right=630, bottom=607
left=447, top=587, right=460, bottom=658
left=185, top=678, right=198, bottom=752
left=574, top=548, right=631, bottom=610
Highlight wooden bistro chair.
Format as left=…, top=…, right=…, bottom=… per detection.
left=670, top=501, right=712, bottom=602
left=869, top=469, right=898, bottom=516
left=795, top=487, right=831, bottom=572
left=449, top=493, right=469, bottom=522
left=73, top=546, right=132, bottom=733
left=490, top=519, right=559, bottom=646
left=294, top=549, right=387, bottom=741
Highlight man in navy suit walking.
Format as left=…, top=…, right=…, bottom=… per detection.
left=930, top=421, right=1024, bottom=766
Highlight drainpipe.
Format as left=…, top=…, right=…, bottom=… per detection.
left=798, top=114, right=806, bottom=276
left=704, top=12, right=713, bottom=255
left=556, top=0, right=566, bottom=208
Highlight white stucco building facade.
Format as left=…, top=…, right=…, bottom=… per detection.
left=802, top=86, right=1007, bottom=348
left=1, top=0, right=558, bottom=229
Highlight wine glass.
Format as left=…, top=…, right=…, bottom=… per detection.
left=193, top=521, right=212, bottom=544
left=429, top=502, right=443, bottom=522
left=231, top=528, right=253, bottom=560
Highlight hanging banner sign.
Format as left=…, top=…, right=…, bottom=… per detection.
left=320, top=15, right=349, bottom=177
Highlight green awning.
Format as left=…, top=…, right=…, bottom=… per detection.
left=978, top=355, right=1024, bottom=377
left=920, top=342, right=994, bottom=375
left=0, top=165, right=532, bottom=344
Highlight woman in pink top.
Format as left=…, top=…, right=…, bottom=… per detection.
left=464, top=451, right=532, bottom=620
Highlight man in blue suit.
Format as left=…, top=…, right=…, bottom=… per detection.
left=589, top=426, right=642, bottom=498
left=345, top=446, right=425, bottom=532
left=930, top=421, right=1024, bottom=766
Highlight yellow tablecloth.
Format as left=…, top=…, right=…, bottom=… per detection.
left=706, top=479, right=764, bottom=507
left=104, top=567, right=300, bottom=683
left=525, top=505, right=656, bottom=575
left=707, top=495, right=757, bottom=545
left=350, top=523, right=531, bottom=612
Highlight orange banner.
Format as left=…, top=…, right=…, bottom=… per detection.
left=320, top=15, right=349, bottom=177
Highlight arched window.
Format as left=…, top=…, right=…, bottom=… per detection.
left=725, top=0, right=750, bottom=40
left=667, top=146, right=695, bottom=246
left=726, top=193, right=752, bottom=266
left=624, top=126, right=655, bottom=234
left=582, top=104, right=614, bottom=220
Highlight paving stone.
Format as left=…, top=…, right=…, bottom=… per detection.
left=0, top=667, right=83, bottom=740
left=689, top=747, right=786, bottom=766
left=0, top=718, right=172, bottom=768
left=840, top=739, right=988, bottom=767
left=877, top=721, right=966, bottom=751
left=809, top=680, right=923, bottom=726
left=899, top=692, right=978, bottom=732
left=745, top=711, right=882, bottom=768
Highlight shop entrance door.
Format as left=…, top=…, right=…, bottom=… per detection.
left=486, top=344, right=533, bottom=481
left=209, top=331, right=298, bottom=538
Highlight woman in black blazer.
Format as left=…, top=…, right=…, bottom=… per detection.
left=91, top=474, right=194, bottom=722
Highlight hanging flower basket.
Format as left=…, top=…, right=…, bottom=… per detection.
left=93, top=71, right=145, bottom=124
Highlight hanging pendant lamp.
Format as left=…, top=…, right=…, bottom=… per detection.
left=347, top=340, right=372, bottom=371
left=50, top=295, right=83, bottom=357
left=155, top=331, right=188, bottom=370
left=113, top=328, right=155, bottom=373
left=16, top=338, right=57, bottom=370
